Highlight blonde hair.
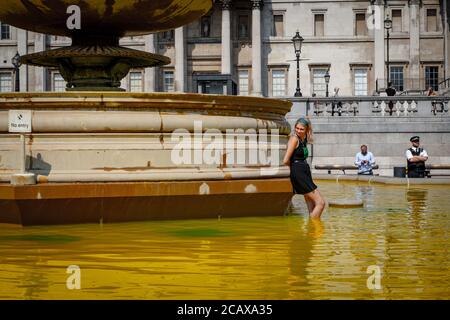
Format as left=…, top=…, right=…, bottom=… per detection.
left=294, top=117, right=314, bottom=143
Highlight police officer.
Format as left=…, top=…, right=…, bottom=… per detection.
left=406, top=136, right=428, bottom=178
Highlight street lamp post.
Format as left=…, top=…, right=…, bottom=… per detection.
left=384, top=14, right=392, bottom=87
left=11, top=52, right=21, bottom=92
left=324, top=69, right=330, bottom=97
left=292, top=31, right=304, bottom=97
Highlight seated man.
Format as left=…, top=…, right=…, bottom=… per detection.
left=355, top=145, right=376, bottom=175
left=406, top=136, right=428, bottom=178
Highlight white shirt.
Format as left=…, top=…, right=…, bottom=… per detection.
left=406, top=147, right=428, bottom=160
left=355, top=151, right=375, bottom=174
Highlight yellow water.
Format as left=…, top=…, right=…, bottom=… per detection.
left=0, top=181, right=449, bottom=300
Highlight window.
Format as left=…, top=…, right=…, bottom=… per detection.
left=163, top=70, right=175, bottom=92
left=238, top=70, right=249, bottom=96
left=0, top=23, right=10, bottom=40
left=272, top=15, right=284, bottom=37
left=0, top=72, right=12, bottom=92
left=425, top=66, right=439, bottom=91
left=314, top=14, right=324, bottom=37
left=201, top=16, right=211, bottom=37
left=52, top=73, right=66, bottom=92
left=238, top=15, right=250, bottom=39
left=312, top=68, right=327, bottom=96
left=390, top=66, right=404, bottom=92
left=426, top=9, right=438, bottom=32
left=354, top=69, right=368, bottom=96
left=129, top=71, right=143, bottom=92
left=355, top=13, right=367, bottom=36
left=271, top=70, right=286, bottom=97
left=392, top=9, right=402, bottom=32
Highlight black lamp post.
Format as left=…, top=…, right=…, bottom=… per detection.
left=324, top=69, right=330, bottom=97
left=292, top=31, right=304, bottom=97
left=11, top=52, right=21, bottom=92
left=384, top=14, right=392, bottom=86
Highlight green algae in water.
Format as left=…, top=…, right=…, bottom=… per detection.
left=0, top=234, right=81, bottom=244
left=171, top=228, right=232, bottom=238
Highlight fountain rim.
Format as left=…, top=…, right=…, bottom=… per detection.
left=0, top=92, right=293, bottom=115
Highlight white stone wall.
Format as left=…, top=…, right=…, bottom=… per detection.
left=0, top=0, right=447, bottom=95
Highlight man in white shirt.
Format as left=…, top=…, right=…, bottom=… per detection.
left=355, top=145, right=376, bottom=175
left=406, top=136, right=428, bottom=178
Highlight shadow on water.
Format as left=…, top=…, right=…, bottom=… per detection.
left=0, top=234, right=81, bottom=244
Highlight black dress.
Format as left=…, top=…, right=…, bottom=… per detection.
left=289, top=137, right=317, bottom=195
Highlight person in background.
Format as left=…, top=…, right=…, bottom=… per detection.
left=332, top=87, right=342, bottom=116
left=354, top=145, right=376, bottom=175
left=427, top=87, right=441, bottom=115
left=385, top=82, right=396, bottom=116
left=406, top=136, right=428, bottom=178
left=385, top=81, right=396, bottom=96
left=427, top=87, right=437, bottom=96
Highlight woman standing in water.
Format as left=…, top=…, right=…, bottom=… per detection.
left=283, top=118, right=325, bottom=219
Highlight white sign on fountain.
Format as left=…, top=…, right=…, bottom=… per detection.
left=8, top=110, right=32, bottom=133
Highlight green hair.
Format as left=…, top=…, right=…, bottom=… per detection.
left=295, top=117, right=310, bottom=127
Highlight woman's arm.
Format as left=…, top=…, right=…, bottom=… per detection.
left=283, top=136, right=298, bottom=166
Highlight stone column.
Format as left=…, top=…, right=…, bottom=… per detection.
left=34, top=32, right=47, bottom=92
left=251, top=0, right=263, bottom=96
left=409, top=0, right=421, bottom=90
left=17, top=28, right=28, bottom=92
left=221, top=0, right=232, bottom=75
left=373, top=0, right=386, bottom=90
left=175, top=26, right=187, bottom=92
left=144, top=34, right=157, bottom=92
left=445, top=0, right=449, bottom=78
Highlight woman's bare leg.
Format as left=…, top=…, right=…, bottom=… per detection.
left=305, top=189, right=325, bottom=219
left=304, top=197, right=315, bottom=214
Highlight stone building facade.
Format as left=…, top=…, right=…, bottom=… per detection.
left=0, top=0, right=448, bottom=96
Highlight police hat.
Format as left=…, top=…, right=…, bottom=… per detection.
left=410, top=136, right=420, bottom=142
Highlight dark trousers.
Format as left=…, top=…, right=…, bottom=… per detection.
left=408, top=170, right=425, bottom=178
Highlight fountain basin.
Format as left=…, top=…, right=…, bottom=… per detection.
left=0, top=0, right=213, bottom=91
left=0, top=0, right=212, bottom=37
left=0, top=92, right=293, bottom=226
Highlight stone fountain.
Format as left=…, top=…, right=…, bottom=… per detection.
left=0, top=0, right=293, bottom=226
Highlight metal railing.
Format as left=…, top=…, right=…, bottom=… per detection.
left=376, top=78, right=444, bottom=94
left=439, top=78, right=450, bottom=91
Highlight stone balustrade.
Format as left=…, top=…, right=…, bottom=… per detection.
left=286, top=96, right=449, bottom=120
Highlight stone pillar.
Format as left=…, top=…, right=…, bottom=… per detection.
left=251, top=0, right=263, bottom=96
left=175, top=26, right=187, bottom=92
left=373, top=0, right=386, bottom=90
left=144, top=34, right=157, bottom=92
left=445, top=0, right=449, bottom=78
left=17, top=28, right=28, bottom=92
left=409, top=0, right=421, bottom=90
left=221, top=0, right=232, bottom=75
left=34, top=32, right=47, bottom=92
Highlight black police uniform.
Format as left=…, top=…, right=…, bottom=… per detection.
left=407, top=136, right=426, bottom=178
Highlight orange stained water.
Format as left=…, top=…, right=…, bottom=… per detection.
left=0, top=181, right=449, bottom=300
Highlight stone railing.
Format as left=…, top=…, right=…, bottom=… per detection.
left=286, top=96, right=449, bottom=118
